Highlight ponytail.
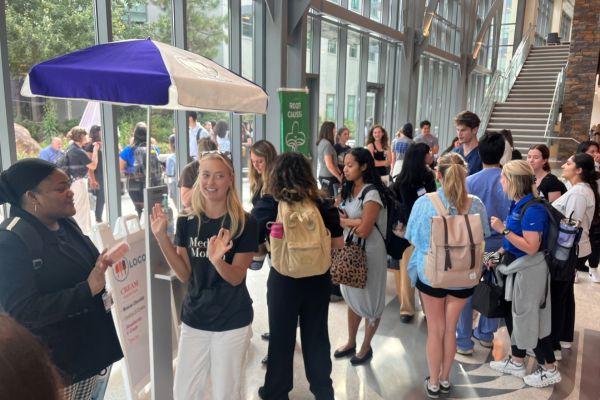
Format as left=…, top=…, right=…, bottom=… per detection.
left=437, top=153, right=469, bottom=213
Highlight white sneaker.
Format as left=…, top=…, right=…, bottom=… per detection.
left=590, top=268, right=600, bottom=283
left=560, top=341, right=572, bottom=349
left=554, top=349, right=562, bottom=361
left=523, top=365, right=561, bottom=388
left=490, top=357, right=527, bottom=377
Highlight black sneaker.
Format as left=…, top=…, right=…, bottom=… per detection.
left=439, top=380, right=451, bottom=393
left=424, top=377, right=440, bottom=398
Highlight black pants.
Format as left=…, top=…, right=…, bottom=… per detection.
left=502, top=300, right=556, bottom=364
left=126, top=178, right=144, bottom=217
left=260, top=268, right=334, bottom=400
left=93, top=185, right=105, bottom=222
left=549, top=257, right=583, bottom=349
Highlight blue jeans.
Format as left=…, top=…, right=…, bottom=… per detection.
left=456, top=295, right=499, bottom=351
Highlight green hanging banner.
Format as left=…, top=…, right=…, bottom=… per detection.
left=278, top=88, right=310, bottom=156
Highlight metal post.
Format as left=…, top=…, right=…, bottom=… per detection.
left=172, top=0, right=189, bottom=198
left=146, top=107, right=151, bottom=188
left=230, top=0, right=243, bottom=193
left=253, top=0, right=266, bottom=140
left=0, top=0, right=16, bottom=217
left=93, top=0, right=121, bottom=226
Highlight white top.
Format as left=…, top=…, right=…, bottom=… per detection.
left=552, top=182, right=596, bottom=257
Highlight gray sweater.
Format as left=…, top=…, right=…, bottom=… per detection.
left=497, top=252, right=551, bottom=350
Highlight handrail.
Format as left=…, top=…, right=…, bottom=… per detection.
left=479, top=24, right=536, bottom=133
left=544, top=65, right=567, bottom=140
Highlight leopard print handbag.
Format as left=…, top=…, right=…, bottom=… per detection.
left=330, top=230, right=367, bottom=289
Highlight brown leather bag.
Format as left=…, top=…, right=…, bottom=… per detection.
left=424, top=193, right=484, bottom=288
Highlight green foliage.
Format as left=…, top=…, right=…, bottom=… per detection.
left=42, top=102, right=59, bottom=139
left=7, top=0, right=229, bottom=147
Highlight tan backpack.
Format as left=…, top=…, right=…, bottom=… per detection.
left=269, top=200, right=332, bottom=278
left=424, top=192, right=484, bottom=288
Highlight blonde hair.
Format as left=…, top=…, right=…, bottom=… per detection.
left=66, top=126, right=87, bottom=143
left=249, top=140, right=277, bottom=196
left=502, top=160, right=538, bottom=200
left=188, top=153, right=246, bottom=239
left=437, top=153, right=469, bottom=213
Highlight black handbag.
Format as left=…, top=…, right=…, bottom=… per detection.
left=472, top=269, right=508, bottom=318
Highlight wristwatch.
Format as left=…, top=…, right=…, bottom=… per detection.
left=501, top=228, right=511, bottom=236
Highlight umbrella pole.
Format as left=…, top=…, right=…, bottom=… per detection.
left=146, top=106, right=151, bottom=189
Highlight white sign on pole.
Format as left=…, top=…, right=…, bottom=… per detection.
left=93, top=215, right=150, bottom=399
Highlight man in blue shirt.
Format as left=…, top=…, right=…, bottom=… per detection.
left=188, top=111, right=210, bottom=160
left=38, top=137, right=63, bottom=164
left=453, top=111, right=482, bottom=175
left=456, top=132, right=511, bottom=355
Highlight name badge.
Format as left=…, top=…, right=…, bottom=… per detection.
left=102, top=291, right=114, bottom=312
left=417, top=187, right=427, bottom=197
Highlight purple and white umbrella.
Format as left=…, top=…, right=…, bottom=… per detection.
left=21, top=38, right=268, bottom=114
left=21, top=38, right=268, bottom=186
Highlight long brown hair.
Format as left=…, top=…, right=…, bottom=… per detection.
left=366, top=124, right=389, bottom=150
left=437, top=152, right=469, bottom=213
left=0, top=315, right=62, bottom=400
left=317, top=121, right=336, bottom=146
left=249, top=140, right=277, bottom=196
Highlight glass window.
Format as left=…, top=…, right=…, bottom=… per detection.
left=187, top=0, right=229, bottom=68
left=241, top=0, right=254, bottom=80
left=306, top=16, right=313, bottom=73
left=370, top=0, right=382, bottom=22
left=367, top=38, right=380, bottom=82
left=328, top=38, right=337, bottom=54
left=350, top=0, right=362, bottom=13
left=326, top=94, right=336, bottom=120
left=113, top=1, right=174, bottom=220
left=319, top=22, right=339, bottom=125
left=345, top=31, right=361, bottom=140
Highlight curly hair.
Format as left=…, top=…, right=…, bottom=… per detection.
left=267, top=152, right=321, bottom=203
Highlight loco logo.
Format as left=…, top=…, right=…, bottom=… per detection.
left=112, top=254, right=146, bottom=282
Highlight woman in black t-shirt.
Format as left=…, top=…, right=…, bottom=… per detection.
left=528, top=144, right=566, bottom=202
left=334, top=127, right=352, bottom=172
left=150, top=152, right=258, bottom=400
left=391, top=142, right=436, bottom=323
left=252, top=153, right=343, bottom=400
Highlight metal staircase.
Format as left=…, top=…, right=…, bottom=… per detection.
left=479, top=25, right=570, bottom=154
left=487, top=45, right=569, bottom=153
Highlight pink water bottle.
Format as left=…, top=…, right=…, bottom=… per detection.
left=267, top=222, right=284, bottom=239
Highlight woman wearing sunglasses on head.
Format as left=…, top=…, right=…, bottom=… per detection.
left=150, top=151, right=258, bottom=400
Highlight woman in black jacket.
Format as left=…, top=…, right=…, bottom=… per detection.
left=391, top=143, right=436, bottom=323
left=0, top=158, right=122, bottom=400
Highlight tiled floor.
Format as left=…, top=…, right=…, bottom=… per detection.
left=106, top=265, right=600, bottom=400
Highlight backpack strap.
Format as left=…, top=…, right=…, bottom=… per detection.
left=358, top=185, right=386, bottom=242
left=427, top=192, right=448, bottom=216
left=0, top=216, right=44, bottom=270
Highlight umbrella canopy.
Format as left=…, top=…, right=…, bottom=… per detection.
left=21, top=38, right=268, bottom=114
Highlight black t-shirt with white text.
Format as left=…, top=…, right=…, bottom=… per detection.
left=175, top=212, right=258, bottom=331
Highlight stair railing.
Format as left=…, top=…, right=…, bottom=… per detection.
left=544, top=64, right=567, bottom=141
left=479, top=24, right=536, bottom=133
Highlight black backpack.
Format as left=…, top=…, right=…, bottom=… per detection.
left=132, top=144, right=163, bottom=186
left=360, top=185, right=410, bottom=260
left=520, top=198, right=582, bottom=281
